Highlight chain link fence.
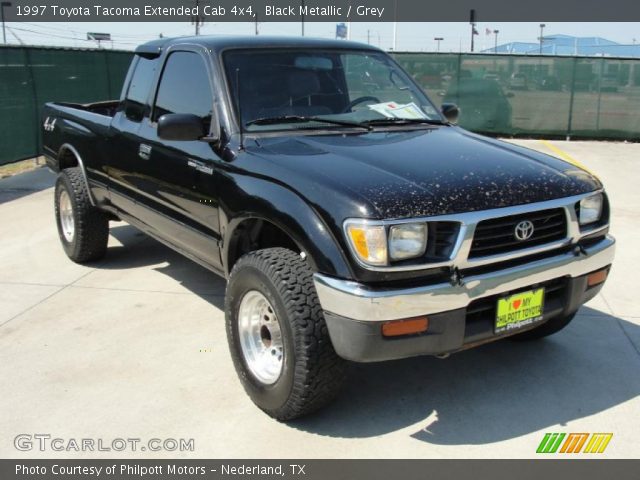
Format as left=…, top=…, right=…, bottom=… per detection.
left=1, top=46, right=639, bottom=165
left=394, top=52, right=640, bottom=140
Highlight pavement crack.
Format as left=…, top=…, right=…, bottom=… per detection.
left=600, top=292, right=616, bottom=317
left=598, top=293, right=640, bottom=358
left=67, top=284, right=225, bottom=297
left=615, top=319, right=640, bottom=358
left=0, top=280, right=66, bottom=288
left=0, top=269, right=96, bottom=329
left=0, top=286, right=65, bottom=328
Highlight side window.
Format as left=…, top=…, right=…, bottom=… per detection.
left=152, top=51, right=213, bottom=126
left=123, top=56, right=158, bottom=121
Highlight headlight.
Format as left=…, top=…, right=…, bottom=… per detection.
left=345, top=222, right=387, bottom=266
left=345, top=221, right=429, bottom=267
left=579, top=193, right=603, bottom=225
left=389, top=224, right=428, bottom=260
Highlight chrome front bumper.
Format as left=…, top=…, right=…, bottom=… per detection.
left=314, top=235, right=615, bottom=322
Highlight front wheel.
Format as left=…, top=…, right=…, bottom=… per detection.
left=54, top=167, right=109, bottom=263
left=225, top=248, right=346, bottom=420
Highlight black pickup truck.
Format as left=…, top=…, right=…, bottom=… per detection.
left=42, top=36, right=615, bottom=420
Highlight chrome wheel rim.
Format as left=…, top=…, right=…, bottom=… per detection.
left=238, top=290, right=284, bottom=385
left=58, top=189, right=75, bottom=243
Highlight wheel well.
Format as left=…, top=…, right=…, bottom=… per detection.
left=227, top=219, right=300, bottom=273
left=58, top=147, right=79, bottom=170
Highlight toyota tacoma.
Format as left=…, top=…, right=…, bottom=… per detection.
left=41, top=36, right=615, bottom=420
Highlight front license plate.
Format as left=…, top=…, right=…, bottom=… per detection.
left=495, top=288, right=545, bottom=334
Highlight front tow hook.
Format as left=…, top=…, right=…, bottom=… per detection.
left=449, top=267, right=465, bottom=287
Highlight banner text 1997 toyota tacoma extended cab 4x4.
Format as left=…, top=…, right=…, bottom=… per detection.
left=41, top=37, right=615, bottom=420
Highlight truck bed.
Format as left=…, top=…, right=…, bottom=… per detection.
left=41, top=101, right=117, bottom=177
left=54, top=100, right=119, bottom=118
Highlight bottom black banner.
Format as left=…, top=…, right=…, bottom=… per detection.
left=1, top=459, right=639, bottom=480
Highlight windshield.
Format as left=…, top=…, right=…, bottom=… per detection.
left=223, top=49, right=443, bottom=132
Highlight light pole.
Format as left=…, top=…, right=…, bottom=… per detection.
left=434, top=37, right=443, bottom=52
left=392, top=0, right=398, bottom=51
left=539, top=23, right=546, bottom=54
left=494, top=30, right=499, bottom=53
left=191, top=0, right=204, bottom=35
left=469, top=9, right=476, bottom=52
left=1, top=2, right=12, bottom=45
left=346, top=0, right=351, bottom=40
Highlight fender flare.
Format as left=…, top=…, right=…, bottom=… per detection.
left=220, top=178, right=353, bottom=279
left=57, top=143, right=96, bottom=206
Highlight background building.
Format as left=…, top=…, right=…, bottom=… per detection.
left=485, top=34, right=640, bottom=57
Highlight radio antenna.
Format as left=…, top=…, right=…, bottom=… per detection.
left=235, top=67, right=244, bottom=150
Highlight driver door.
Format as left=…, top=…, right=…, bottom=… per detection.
left=123, top=48, right=223, bottom=271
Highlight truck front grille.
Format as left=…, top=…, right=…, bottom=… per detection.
left=469, top=208, right=567, bottom=258
left=428, top=221, right=460, bottom=260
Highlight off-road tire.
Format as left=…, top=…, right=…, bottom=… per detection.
left=226, top=248, right=346, bottom=420
left=509, top=312, right=577, bottom=341
left=54, top=167, right=109, bottom=263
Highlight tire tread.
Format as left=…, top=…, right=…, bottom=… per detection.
left=226, top=248, right=346, bottom=420
left=55, top=167, right=109, bottom=263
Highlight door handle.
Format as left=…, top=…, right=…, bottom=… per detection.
left=187, top=158, right=213, bottom=175
left=138, top=144, right=152, bottom=160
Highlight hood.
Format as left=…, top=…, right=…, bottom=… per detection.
left=242, top=126, right=601, bottom=221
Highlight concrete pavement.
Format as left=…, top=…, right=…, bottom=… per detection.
left=0, top=140, right=639, bottom=458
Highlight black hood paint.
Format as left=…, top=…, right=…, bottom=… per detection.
left=242, top=126, right=601, bottom=221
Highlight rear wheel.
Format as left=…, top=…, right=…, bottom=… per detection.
left=225, top=248, right=346, bottom=420
left=54, top=167, right=109, bottom=263
left=509, top=312, right=577, bottom=341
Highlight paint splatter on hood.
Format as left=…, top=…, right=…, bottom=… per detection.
left=243, top=126, right=601, bottom=221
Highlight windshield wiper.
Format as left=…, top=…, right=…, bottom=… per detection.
left=245, top=115, right=371, bottom=130
left=360, top=117, right=446, bottom=126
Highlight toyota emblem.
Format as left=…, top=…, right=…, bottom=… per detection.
left=514, top=220, right=535, bottom=241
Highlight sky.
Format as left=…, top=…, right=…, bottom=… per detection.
left=3, top=22, right=640, bottom=52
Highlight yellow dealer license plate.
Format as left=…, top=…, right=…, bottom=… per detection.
left=495, top=288, right=545, bottom=334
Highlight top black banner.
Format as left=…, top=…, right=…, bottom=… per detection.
left=3, top=0, right=640, bottom=22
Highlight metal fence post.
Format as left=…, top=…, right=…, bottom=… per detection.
left=455, top=53, right=462, bottom=106
left=103, top=49, right=113, bottom=99
left=595, top=57, right=604, bottom=133
left=23, top=47, right=42, bottom=159
left=566, top=56, right=578, bottom=141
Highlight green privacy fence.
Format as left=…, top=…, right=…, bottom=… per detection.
left=0, top=46, right=133, bottom=165
left=394, top=52, right=640, bottom=140
left=2, top=46, right=640, bottom=165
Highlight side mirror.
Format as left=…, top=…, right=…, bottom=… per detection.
left=157, top=113, right=206, bottom=141
left=123, top=101, right=144, bottom=122
left=441, top=103, right=460, bottom=124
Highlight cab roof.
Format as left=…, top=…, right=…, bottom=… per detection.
left=135, top=35, right=381, bottom=57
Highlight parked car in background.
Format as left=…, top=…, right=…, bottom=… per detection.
left=540, top=75, right=562, bottom=91
left=444, top=78, right=513, bottom=132
left=600, top=74, right=619, bottom=92
left=509, top=72, right=528, bottom=90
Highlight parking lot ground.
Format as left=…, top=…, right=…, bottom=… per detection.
left=0, top=140, right=639, bottom=459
